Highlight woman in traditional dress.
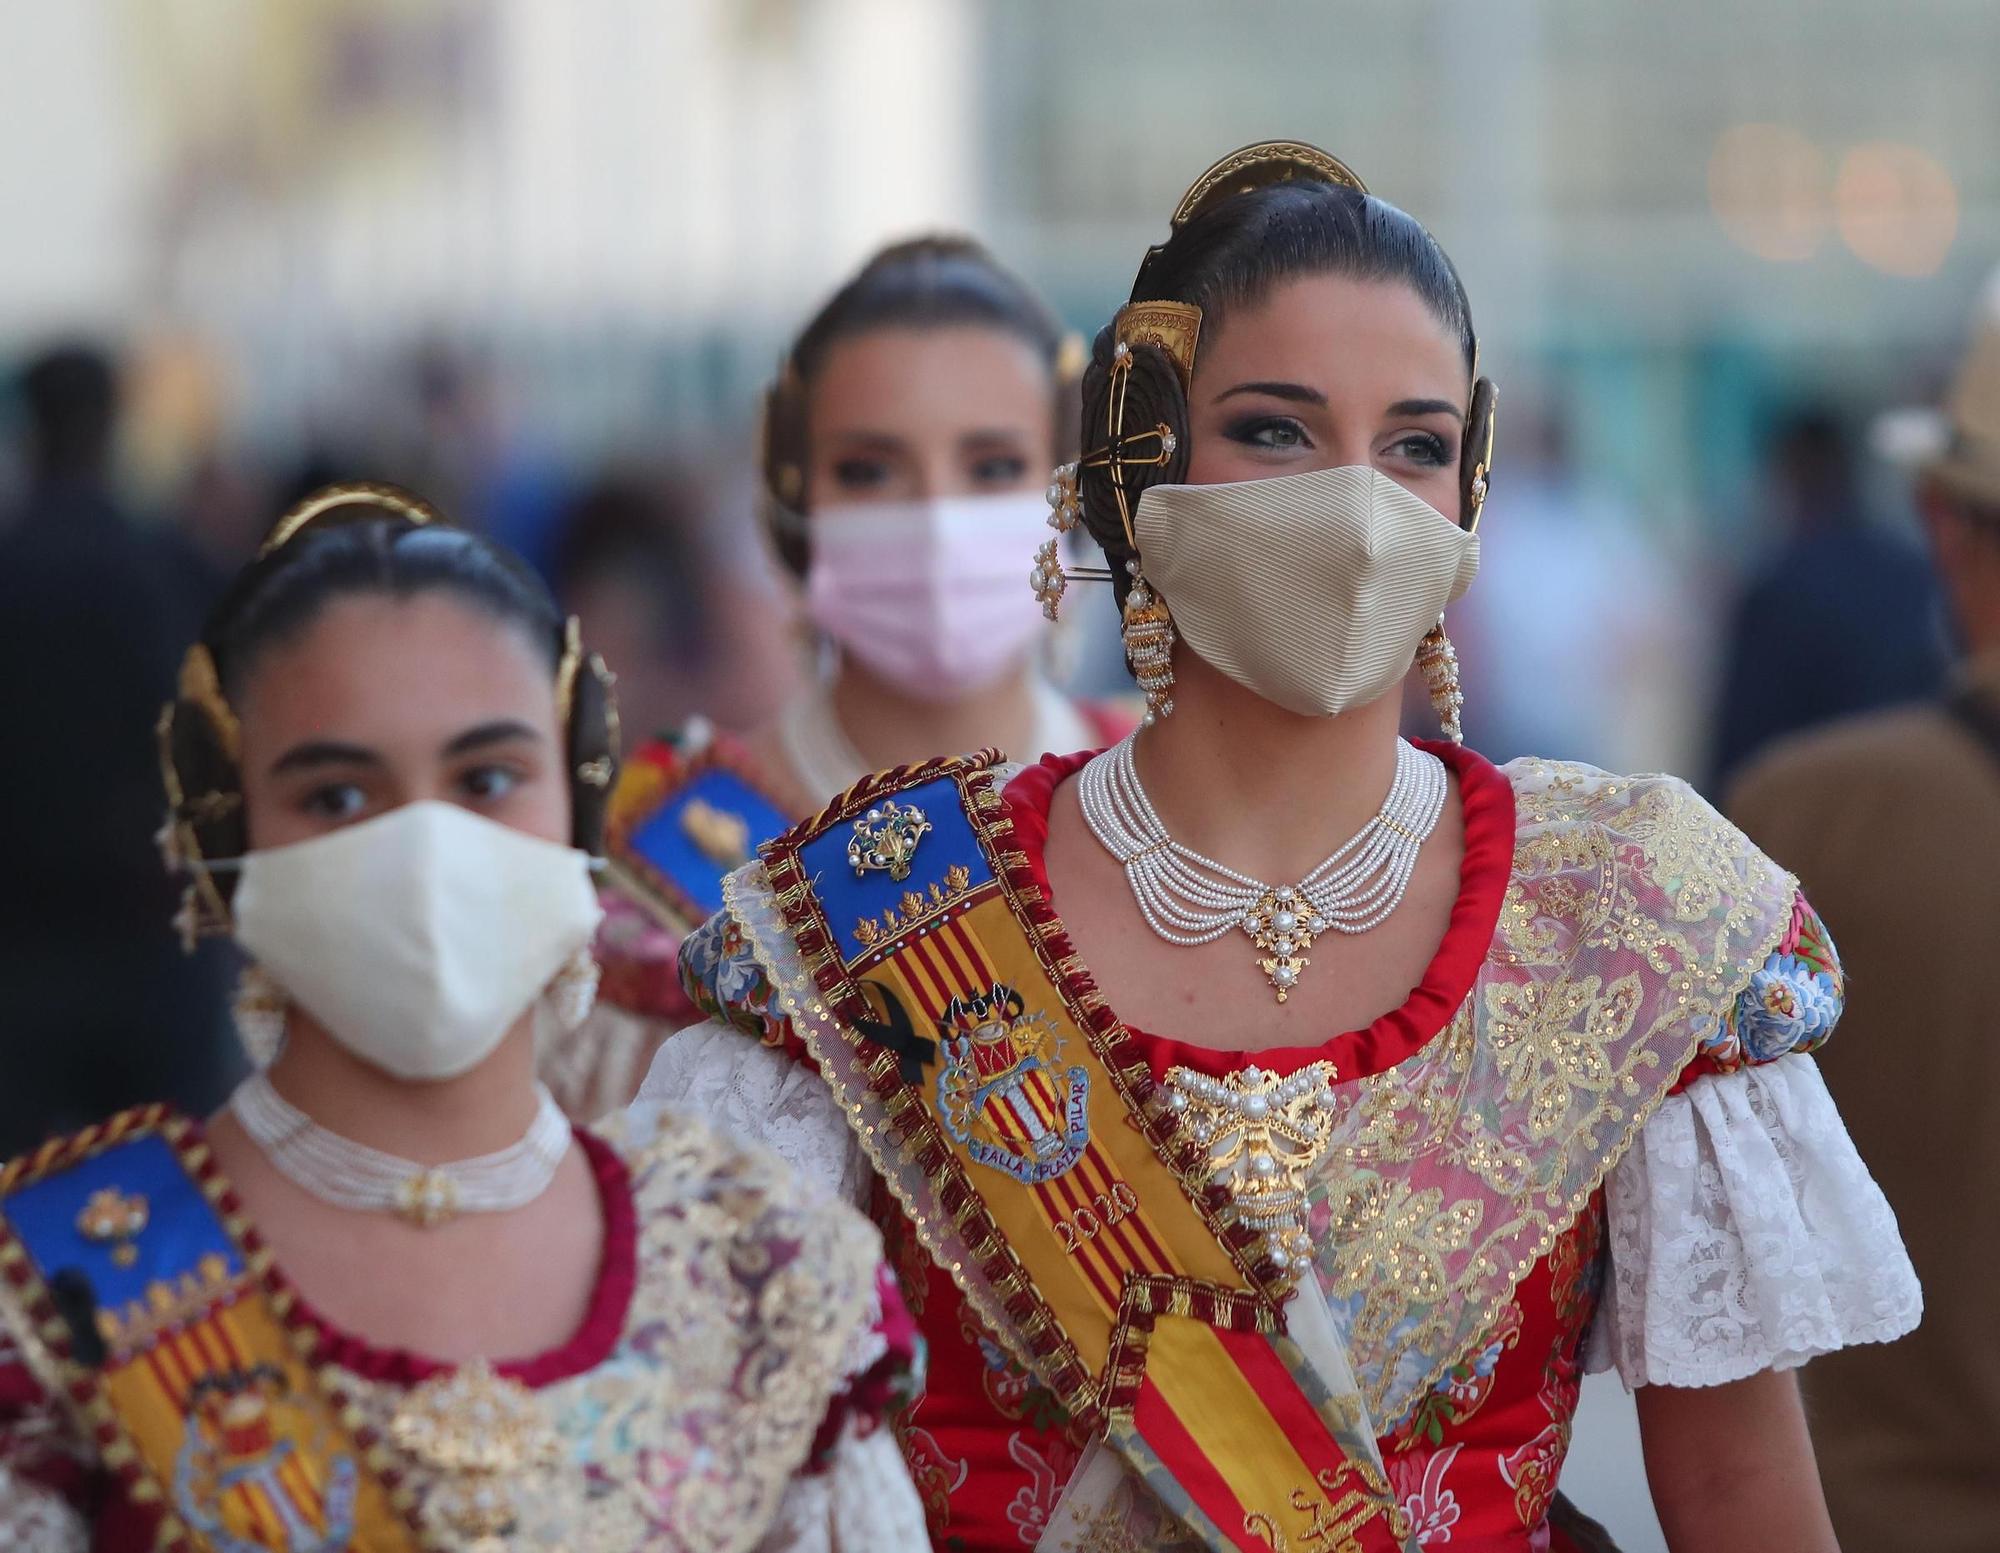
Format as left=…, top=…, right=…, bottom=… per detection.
left=0, top=484, right=926, bottom=1552
left=555, top=235, right=1133, bottom=1116
left=637, top=145, right=1922, bottom=1550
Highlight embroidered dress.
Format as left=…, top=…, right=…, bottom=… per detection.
left=645, top=743, right=1919, bottom=1551
left=0, top=1102, right=926, bottom=1552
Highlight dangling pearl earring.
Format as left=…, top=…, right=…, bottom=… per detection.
left=1416, top=620, right=1465, bottom=743
left=548, top=947, right=601, bottom=1033
left=1122, top=561, right=1178, bottom=724
left=232, top=964, right=289, bottom=1066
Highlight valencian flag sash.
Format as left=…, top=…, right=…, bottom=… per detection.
left=756, top=752, right=1419, bottom=1552
left=607, top=735, right=797, bottom=934
left=0, top=1109, right=419, bottom=1552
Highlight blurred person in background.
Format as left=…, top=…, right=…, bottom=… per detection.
left=1448, top=397, right=1690, bottom=771
left=0, top=483, right=924, bottom=1551
left=0, top=342, right=234, bottom=1158
left=1709, top=406, right=1946, bottom=790
left=639, top=141, right=1917, bottom=1551
left=1726, top=271, right=2000, bottom=1553
left=546, top=236, right=1133, bottom=1118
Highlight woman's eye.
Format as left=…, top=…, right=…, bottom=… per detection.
left=1224, top=416, right=1312, bottom=451
left=301, top=783, right=368, bottom=822
left=459, top=765, right=522, bottom=803
left=1387, top=432, right=1453, bottom=468
left=969, top=453, right=1029, bottom=486
left=830, top=458, right=889, bottom=490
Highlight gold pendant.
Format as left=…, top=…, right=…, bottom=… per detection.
left=847, top=799, right=931, bottom=883
left=76, top=1186, right=149, bottom=1268
left=396, top=1170, right=460, bottom=1228
left=1242, top=886, right=1325, bottom=1002
left=1164, top=1061, right=1340, bottom=1292
left=392, top=1359, right=562, bottom=1546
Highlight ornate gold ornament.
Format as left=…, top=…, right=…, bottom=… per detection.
left=1241, top=886, right=1328, bottom=1002
left=679, top=796, right=752, bottom=867
left=846, top=799, right=931, bottom=883
left=1164, top=1061, right=1340, bottom=1290
left=75, top=1186, right=149, bottom=1268
left=390, top=1358, right=562, bottom=1549
left=853, top=863, right=974, bottom=946
left=394, top=1170, right=461, bottom=1229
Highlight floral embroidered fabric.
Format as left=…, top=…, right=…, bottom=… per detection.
left=655, top=748, right=1919, bottom=1551
left=0, top=1108, right=927, bottom=1552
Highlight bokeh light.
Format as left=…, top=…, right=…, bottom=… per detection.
left=1708, top=123, right=1830, bottom=263
left=1835, top=141, right=1958, bottom=278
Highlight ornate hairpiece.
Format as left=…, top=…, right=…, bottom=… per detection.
left=176, top=643, right=240, bottom=761
left=258, top=480, right=445, bottom=559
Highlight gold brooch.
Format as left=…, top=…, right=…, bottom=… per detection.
left=847, top=800, right=931, bottom=883
left=391, top=1359, right=562, bottom=1546
left=76, top=1187, right=149, bottom=1268
left=680, top=796, right=752, bottom=867
left=1165, top=1062, right=1339, bottom=1291
left=395, top=1171, right=460, bottom=1229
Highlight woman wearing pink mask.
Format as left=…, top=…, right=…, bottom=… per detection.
left=555, top=238, right=1131, bottom=1116
left=641, top=145, right=1920, bottom=1550
left=0, top=485, right=925, bottom=1551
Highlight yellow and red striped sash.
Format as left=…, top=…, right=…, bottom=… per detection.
left=0, top=1109, right=418, bottom=1552
left=757, top=752, right=1415, bottom=1551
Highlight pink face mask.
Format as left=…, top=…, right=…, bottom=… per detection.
left=804, top=492, right=1053, bottom=701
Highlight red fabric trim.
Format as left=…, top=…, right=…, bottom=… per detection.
left=284, top=1126, right=639, bottom=1389
left=1001, top=738, right=1515, bottom=1082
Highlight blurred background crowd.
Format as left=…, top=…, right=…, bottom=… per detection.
left=2, top=4, right=1995, bottom=1545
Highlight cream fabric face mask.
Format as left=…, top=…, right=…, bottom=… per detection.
left=1134, top=464, right=1480, bottom=718
left=232, top=801, right=603, bottom=1081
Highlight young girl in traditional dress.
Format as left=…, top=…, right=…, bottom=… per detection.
left=0, top=484, right=926, bottom=1552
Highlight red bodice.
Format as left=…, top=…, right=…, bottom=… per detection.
left=890, top=745, right=1608, bottom=1551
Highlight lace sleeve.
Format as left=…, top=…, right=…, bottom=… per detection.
left=1587, top=1054, right=1921, bottom=1388
left=631, top=1020, right=870, bottom=1207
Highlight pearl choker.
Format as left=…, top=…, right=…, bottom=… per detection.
left=1079, top=734, right=1447, bottom=1001
left=231, top=1074, right=572, bottom=1227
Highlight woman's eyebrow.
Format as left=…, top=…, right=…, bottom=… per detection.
left=269, top=740, right=382, bottom=777
left=442, top=719, right=543, bottom=758
left=1213, top=380, right=1328, bottom=406
left=1387, top=397, right=1466, bottom=423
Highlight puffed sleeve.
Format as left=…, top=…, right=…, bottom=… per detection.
left=0, top=1319, right=90, bottom=1553
left=630, top=905, right=870, bottom=1206
left=1586, top=894, right=1922, bottom=1387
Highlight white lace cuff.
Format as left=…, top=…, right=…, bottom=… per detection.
left=631, top=1020, right=870, bottom=1207
left=1587, top=1055, right=1921, bottom=1388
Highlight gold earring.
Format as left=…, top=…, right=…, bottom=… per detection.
left=1122, top=560, right=1177, bottom=724
left=1416, top=620, right=1464, bottom=743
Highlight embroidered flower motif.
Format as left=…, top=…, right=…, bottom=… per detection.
left=1002, top=1430, right=1081, bottom=1544
left=1499, top=1420, right=1568, bottom=1531
left=1387, top=1444, right=1463, bottom=1545
left=1736, top=952, right=1841, bottom=1062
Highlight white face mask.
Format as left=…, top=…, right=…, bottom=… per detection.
left=1134, top=464, right=1480, bottom=718
left=231, top=801, right=603, bottom=1082
left=803, top=492, right=1052, bottom=700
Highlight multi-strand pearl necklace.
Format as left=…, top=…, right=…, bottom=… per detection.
left=1080, top=734, right=1447, bottom=1001
left=231, top=1073, right=572, bottom=1227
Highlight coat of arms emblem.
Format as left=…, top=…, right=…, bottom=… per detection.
left=934, top=983, right=1090, bottom=1183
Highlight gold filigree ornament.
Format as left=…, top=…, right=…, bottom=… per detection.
left=75, top=1186, right=149, bottom=1268
left=846, top=798, right=931, bottom=883
left=1165, top=1061, right=1340, bottom=1289
left=1241, top=885, right=1328, bottom=1002
left=390, top=1359, right=563, bottom=1550
left=680, top=796, right=752, bottom=867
